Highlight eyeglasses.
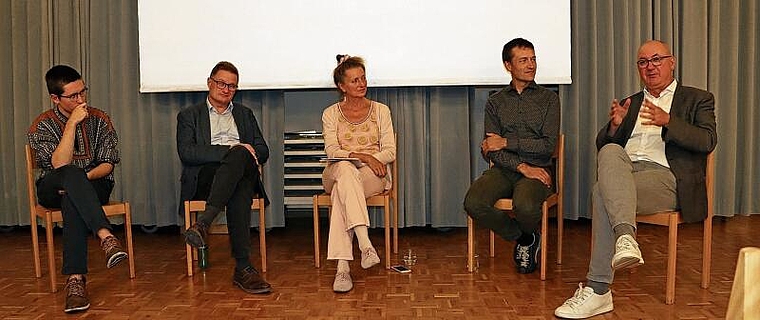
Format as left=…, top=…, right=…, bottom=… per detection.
left=209, top=77, right=238, bottom=91
left=636, top=55, right=672, bottom=68
left=58, top=87, right=88, bottom=100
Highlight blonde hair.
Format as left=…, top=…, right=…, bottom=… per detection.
left=332, top=54, right=365, bottom=95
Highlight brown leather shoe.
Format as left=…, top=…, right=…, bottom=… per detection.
left=233, top=266, right=272, bottom=294
left=183, top=221, right=209, bottom=248
left=101, top=235, right=128, bottom=269
left=64, top=276, right=90, bottom=313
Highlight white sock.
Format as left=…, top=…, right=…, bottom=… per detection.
left=337, top=259, right=350, bottom=273
left=353, top=225, right=373, bottom=252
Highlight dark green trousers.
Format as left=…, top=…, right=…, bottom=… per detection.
left=464, top=166, right=552, bottom=241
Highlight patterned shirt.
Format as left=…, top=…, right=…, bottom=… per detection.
left=484, top=81, right=560, bottom=171
left=28, top=106, right=120, bottom=181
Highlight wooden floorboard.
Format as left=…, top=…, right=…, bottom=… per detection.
left=1, top=215, right=756, bottom=319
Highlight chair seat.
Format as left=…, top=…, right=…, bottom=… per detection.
left=466, top=134, right=565, bottom=281
left=631, top=152, right=714, bottom=304
left=34, top=201, right=131, bottom=222
left=313, top=159, right=399, bottom=270
left=184, top=198, right=267, bottom=276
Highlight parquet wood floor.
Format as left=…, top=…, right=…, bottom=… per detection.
left=1, top=215, right=757, bottom=319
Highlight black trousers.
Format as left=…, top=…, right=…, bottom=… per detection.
left=36, top=165, right=113, bottom=275
left=193, top=146, right=262, bottom=262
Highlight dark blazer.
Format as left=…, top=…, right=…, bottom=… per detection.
left=176, top=101, right=270, bottom=212
left=596, top=84, right=717, bottom=223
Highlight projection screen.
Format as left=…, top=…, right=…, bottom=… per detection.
left=137, top=0, right=571, bottom=92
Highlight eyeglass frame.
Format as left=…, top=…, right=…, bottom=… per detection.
left=636, top=55, right=673, bottom=68
left=209, top=77, right=238, bottom=91
left=57, top=87, right=89, bottom=101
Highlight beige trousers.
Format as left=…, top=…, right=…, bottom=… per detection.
left=322, top=161, right=385, bottom=260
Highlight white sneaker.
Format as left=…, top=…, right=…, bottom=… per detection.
left=554, top=283, right=613, bottom=319
left=333, top=271, right=353, bottom=293
left=361, top=247, right=380, bottom=269
left=611, top=234, right=644, bottom=270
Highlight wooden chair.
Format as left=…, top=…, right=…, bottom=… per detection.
left=466, top=134, right=565, bottom=280
left=25, top=145, right=136, bottom=293
left=313, top=159, right=399, bottom=269
left=634, top=152, right=714, bottom=304
left=184, top=178, right=267, bottom=276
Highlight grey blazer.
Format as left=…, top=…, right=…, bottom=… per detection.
left=176, top=102, right=270, bottom=213
left=596, top=84, right=717, bottom=223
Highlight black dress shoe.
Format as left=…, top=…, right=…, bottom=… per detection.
left=233, top=266, right=272, bottom=294
left=183, top=221, right=208, bottom=248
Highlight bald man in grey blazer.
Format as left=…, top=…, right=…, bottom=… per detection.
left=555, top=40, right=717, bottom=319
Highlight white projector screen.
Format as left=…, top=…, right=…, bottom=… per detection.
left=138, top=0, right=571, bottom=92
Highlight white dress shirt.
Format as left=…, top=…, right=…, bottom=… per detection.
left=624, top=80, right=678, bottom=168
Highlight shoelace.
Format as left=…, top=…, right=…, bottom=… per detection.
left=516, top=245, right=530, bottom=267
left=101, top=236, right=119, bottom=253
left=335, top=272, right=351, bottom=282
left=616, top=237, right=635, bottom=251
left=65, top=278, right=86, bottom=297
left=241, top=266, right=258, bottom=276
left=562, top=284, right=592, bottom=309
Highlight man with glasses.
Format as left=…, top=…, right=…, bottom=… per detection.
left=28, top=65, right=128, bottom=313
left=177, top=61, right=271, bottom=294
left=554, top=40, right=716, bottom=318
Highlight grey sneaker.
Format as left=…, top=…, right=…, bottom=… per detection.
left=611, top=234, right=644, bottom=270
left=360, top=247, right=380, bottom=269
left=333, top=271, right=353, bottom=293
left=101, top=235, right=128, bottom=269
left=64, top=276, right=90, bottom=313
left=555, top=283, right=613, bottom=319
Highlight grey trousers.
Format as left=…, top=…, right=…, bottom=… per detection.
left=587, top=144, right=677, bottom=284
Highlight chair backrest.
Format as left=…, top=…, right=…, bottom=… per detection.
left=24, top=145, right=39, bottom=210
left=706, top=151, right=715, bottom=220
left=390, top=158, right=398, bottom=199
left=554, top=134, right=565, bottom=197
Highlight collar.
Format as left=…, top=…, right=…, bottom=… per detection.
left=53, top=105, right=70, bottom=123
left=506, top=80, right=538, bottom=93
left=207, top=98, right=234, bottom=115
left=644, top=79, right=678, bottom=97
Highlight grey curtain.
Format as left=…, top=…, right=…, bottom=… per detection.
left=1, top=0, right=758, bottom=228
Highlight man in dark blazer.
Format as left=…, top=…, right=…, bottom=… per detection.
left=177, top=61, right=271, bottom=294
left=555, top=41, right=717, bottom=319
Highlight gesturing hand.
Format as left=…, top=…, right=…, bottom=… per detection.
left=639, top=98, right=670, bottom=127
left=609, top=98, right=631, bottom=128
